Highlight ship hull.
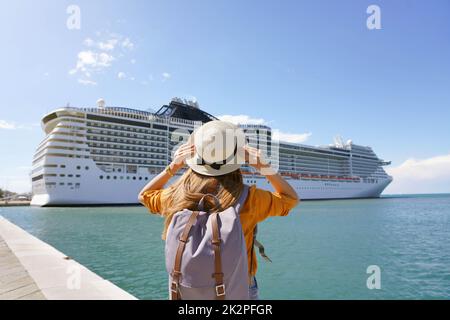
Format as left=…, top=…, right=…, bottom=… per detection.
left=31, top=158, right=392, bottom=206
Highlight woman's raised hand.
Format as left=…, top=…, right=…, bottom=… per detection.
left=243, top=144, right=270, bottom=171
left=171, top=143, right=195, bottom=171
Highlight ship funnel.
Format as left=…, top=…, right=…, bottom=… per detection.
left=97, top=98, right=106, bottom=108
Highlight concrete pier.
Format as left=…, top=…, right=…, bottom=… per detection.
left=0, top=216, right=137, bottom=300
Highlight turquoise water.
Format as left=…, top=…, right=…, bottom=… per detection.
left=1, top=194, right=450, bottom=299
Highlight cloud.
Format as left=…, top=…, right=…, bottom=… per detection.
left=117, top=71, right=134, bottom=81
left=218, top=114, right=312, bottom=143
left=0, top=120, right=16, bottom=130
left=0, top=120, right=39, bottom=130
left=69, top=33, right=134, bottom=85
left=385, top=153, right=450, bottom=194
left=83, top=34, right=133, bottom=52
left=162, top=72, right=171, bottom=81
left=122, top=38, right=134, bottom=50
left=69, top=50, right=114, bottom=80
left=77, top=78, right=97, bottom=86
left=218, top=114, right=267, bottom=125
left=98, top=38, right=119, bottom=51
left=130, top=59, right=136, bottom=64
left=83, top=37, right=95, bottom=47
left=272, top=130, right=312, bottom=144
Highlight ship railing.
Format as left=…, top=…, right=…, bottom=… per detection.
left=239, top=124, right=272, bottom=130
left=279, top=172, right=361, bottom=181
left=61, top=106, right=201, bottom=126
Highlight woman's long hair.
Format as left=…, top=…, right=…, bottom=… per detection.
left=160, top=168, right=243, bottom=239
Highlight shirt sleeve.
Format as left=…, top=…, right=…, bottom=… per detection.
left=247, top=185, right=299, bottom=223
left=141, top=189, right=165, bottom=215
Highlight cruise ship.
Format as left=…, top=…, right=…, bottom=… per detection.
left=30, top=98, right=392, bottom=206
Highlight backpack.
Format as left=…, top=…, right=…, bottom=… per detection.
left=165, top=184, right=250, bottom=300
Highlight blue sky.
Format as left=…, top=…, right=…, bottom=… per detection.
left=0, top=0, right=449, bottom=194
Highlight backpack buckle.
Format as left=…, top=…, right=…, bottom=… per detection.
left=171, top=281, right=179, bottom=293
left=215, top=284, right=226, bottom=296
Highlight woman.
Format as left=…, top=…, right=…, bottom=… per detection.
left=138, top=120, right=299, bottom=299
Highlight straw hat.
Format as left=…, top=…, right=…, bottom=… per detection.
left=186, top=120, right=246, bottom=176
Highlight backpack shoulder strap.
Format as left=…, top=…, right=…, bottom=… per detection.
left=234, top=184, right=249, bottom=214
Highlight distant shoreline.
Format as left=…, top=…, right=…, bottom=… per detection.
left=0, top=200, right=30, bottom=207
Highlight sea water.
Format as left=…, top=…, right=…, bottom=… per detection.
left=1, top=194, right=449, bottom=299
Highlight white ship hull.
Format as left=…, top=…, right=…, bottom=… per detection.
left=31, top=158, right=392, bottom=206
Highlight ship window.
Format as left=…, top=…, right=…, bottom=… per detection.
left=127, top=176, right=130, bottom=179
left=100, top=176, right=103, bottom=179
left=145, top=177, right=148, bottom=180
left=120, top=176, right=123, bottom=180
left=132, top=177, right=136, bottom=180
left=139, top=177, right=142, bottom=180
left=106, top=176, right=110, bottom=179
left=60, top=174, right=65, bottom=177
left=85, top=166, right=89, bottom=170
left=59, top=182, right=64, bottom=186
left=60, top=165, right=66, bottom=168
left=113, top=176, right=117, bottom=179
left=32, top=174, right=44, bottom=182
left=76, top=166, right=81, bottom=169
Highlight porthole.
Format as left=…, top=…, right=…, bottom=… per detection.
left=114, top=176, right=117, bottom=180
left=85, top=166, right=89, bottom=170
left=107, top=176, right=110, bottom=179
left=100, top=176, right=103, bottom=179
left=132, top=177, right=136, bottom=180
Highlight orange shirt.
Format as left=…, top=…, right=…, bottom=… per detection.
left=141, top=185, right=299, bottom=276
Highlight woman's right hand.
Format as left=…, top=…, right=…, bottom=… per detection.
left=243, top=145, right=270, bottom=171
left=171, top=143, right=195, bottom=171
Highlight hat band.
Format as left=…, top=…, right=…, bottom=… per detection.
left=198, top=144, right=238, bottom=170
